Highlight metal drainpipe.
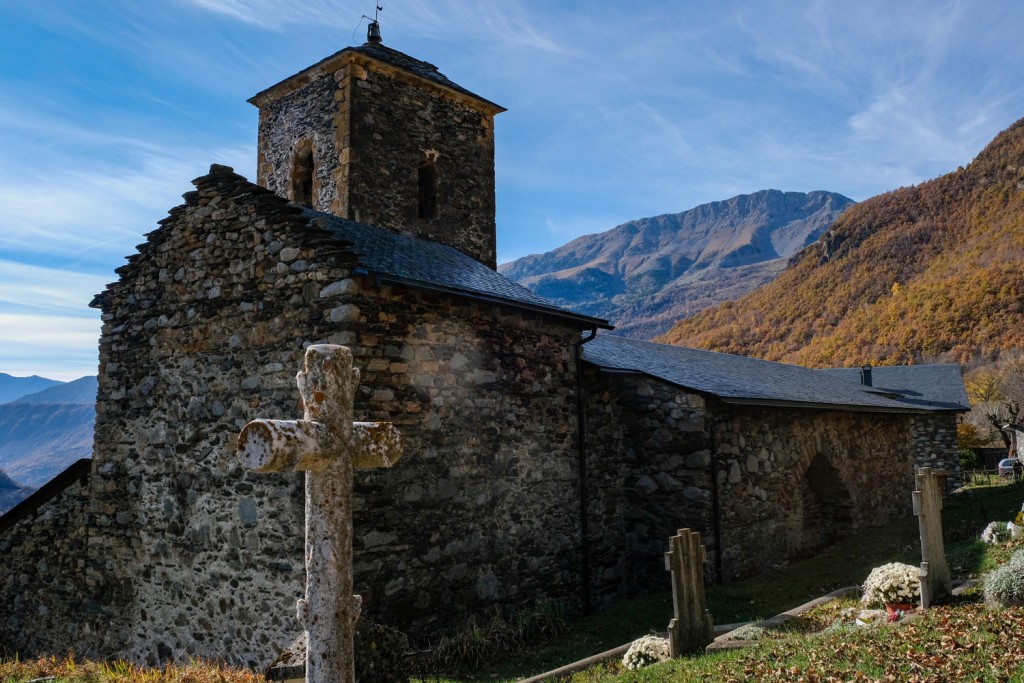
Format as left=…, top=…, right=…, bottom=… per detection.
left=708, top=408, right=733, bottom=582
left=575, top=326, right=598, bottom=614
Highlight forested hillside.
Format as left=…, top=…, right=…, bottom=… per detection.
left=660, top=117, right=1024, bottom=367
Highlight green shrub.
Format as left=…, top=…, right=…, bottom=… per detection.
left=413, top=600, right=567, bottom=674
left=355, top=619, right=409, bottom=683
left=958, top=447, right=980, bottom=470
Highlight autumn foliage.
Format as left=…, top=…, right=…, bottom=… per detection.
left=659, top=117, right=1024, bottom=368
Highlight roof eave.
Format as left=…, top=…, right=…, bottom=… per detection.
left=248, top=46, right=506, bottom=115
left=587, top=364, right=928, bottom=413
left=364, top=270, right=612, bottom=330
left=719, top=396, right=932, bottom=414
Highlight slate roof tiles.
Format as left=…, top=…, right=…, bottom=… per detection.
left=302, top=208, right=608, bottom=328
left=582, top=334, right=963, bottom=413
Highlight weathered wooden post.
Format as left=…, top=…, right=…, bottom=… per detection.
left=238, top=344, right=402, bottom=683
left=664, top=528, right=713, bottom=656
left=914, top=467, right=951, bottom=609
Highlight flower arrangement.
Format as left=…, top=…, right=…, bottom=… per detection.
left=861, top=562, right=920, bottom=607
left=622, top=635, right=670, bottom=670
left=982, top=521, right=1011, bottom=545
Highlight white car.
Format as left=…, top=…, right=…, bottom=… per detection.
left=998, top=457, right=1021, bottom=478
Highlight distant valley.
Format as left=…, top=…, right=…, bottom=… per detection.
left=500, top=189, right=855, bottom=338
left=0, top=375, right=96, bottom=514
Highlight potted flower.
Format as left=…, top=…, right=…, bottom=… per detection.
left=862, top=562, right=920, bottom=614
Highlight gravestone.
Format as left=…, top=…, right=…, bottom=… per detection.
left=913, top=467, right=951, bottom=609
left=664, top=528, right=713, bottom=656
left=238, top=344, right=403, bottom=683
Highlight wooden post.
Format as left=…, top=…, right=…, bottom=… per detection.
left=664, top=528, right=713, bottom=656
left=913, top=467, right=951, bottom=609
left=237, top=345, right=402, bottom=683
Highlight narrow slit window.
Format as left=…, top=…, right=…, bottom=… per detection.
left=292, top=145, right=315, bottom=206
left=418, top=159, right=438, bottom=220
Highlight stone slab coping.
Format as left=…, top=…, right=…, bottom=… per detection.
left=0, top=458, right=91, bottom=536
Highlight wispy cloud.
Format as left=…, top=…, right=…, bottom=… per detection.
left=3, top=0, right=1024, bottom=377
left=0, top=261, right=108, bottom=314
left=0, top=313, right=100, bottom=380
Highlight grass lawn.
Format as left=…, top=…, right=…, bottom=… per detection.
left=420, top=478, right=1024, bottom=681
left=2, top=481, right=1022, bottom=683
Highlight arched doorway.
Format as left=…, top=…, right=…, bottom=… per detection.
left=790, top=453, right=855, bottom=556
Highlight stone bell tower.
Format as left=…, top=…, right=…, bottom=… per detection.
left=248, top=22, right=505, bottom=268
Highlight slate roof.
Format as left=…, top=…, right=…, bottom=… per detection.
left=302, top=208, right=609, bottom=329
left=820, top=365, right=969, bottom=412
left=582, top=335, right=937, bottom=413
left=250, top=41, right=504, bottom=113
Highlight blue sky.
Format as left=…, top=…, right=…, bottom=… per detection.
left=3, top=1, right=1024, bottom=381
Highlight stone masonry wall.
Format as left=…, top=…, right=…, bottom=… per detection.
left=0, top=475, right=90, bottom=656
left=713, top=405, right=915, bottom=579
left=43, top=165, right=585, bottom=667
left=911, top=413, right=960, bottom=490
left=255, top=51, right=498, bottom=267
left=342, top=286, right=583, bottom=633
left=584, top=372, right=713, bottom=604
left=584, top=371, right=919, bottom=589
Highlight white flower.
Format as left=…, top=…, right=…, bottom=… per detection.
left=622, top=635, right=671, bottom=670
left=861, top=562, right=921, bottom=607
left=982, top=521, right=1011, bottom=545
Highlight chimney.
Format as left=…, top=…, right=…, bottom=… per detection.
left=860, top=364, right=873, bottom=387
left=367, top=20, right=382, bottom=44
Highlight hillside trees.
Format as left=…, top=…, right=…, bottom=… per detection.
left=660, top=117, right=1024, bottom=369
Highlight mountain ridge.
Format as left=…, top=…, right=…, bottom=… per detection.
left=500, top=189, right=855, bottom=338
left=0, top=373, right=63, bottom=404
left=11, top=375, right=98, bottom=405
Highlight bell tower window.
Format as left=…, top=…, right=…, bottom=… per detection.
left=418, top=152, right=439, bottom=221
left=291, top=143, right=315, bottom=207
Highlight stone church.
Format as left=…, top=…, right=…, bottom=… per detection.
left=0, top=29, right=967, bottom=666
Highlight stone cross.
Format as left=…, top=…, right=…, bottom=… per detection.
left=664, top=528, right=713, bottom=656
left=913, top=467, right=951, bottom=609
left=237, top=344, right=402, bottom=683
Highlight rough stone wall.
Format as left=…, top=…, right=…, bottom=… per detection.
left=255, top=52, right=498, bottom=268
left=584, top=372, right=713, bottom=604
left=0, top=476, right=90, bottom=656
left=713, top=405, right=915, bottom=579
left=45, top=165, right=584, bottom=667
left=87, top=168, right=337, bottom=665
left=341, top=280, right=584, bottom=633
left=584, top=372, right=919, bottom=589
left=911, top=413, right=961, bottom=490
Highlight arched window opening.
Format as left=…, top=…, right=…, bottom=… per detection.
left=291, top=144, right=315, bottom=207
left=418, top=157, right=439, bottom=221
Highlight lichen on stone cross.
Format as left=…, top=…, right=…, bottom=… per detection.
left=237, top=344, right=402, bottom=683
